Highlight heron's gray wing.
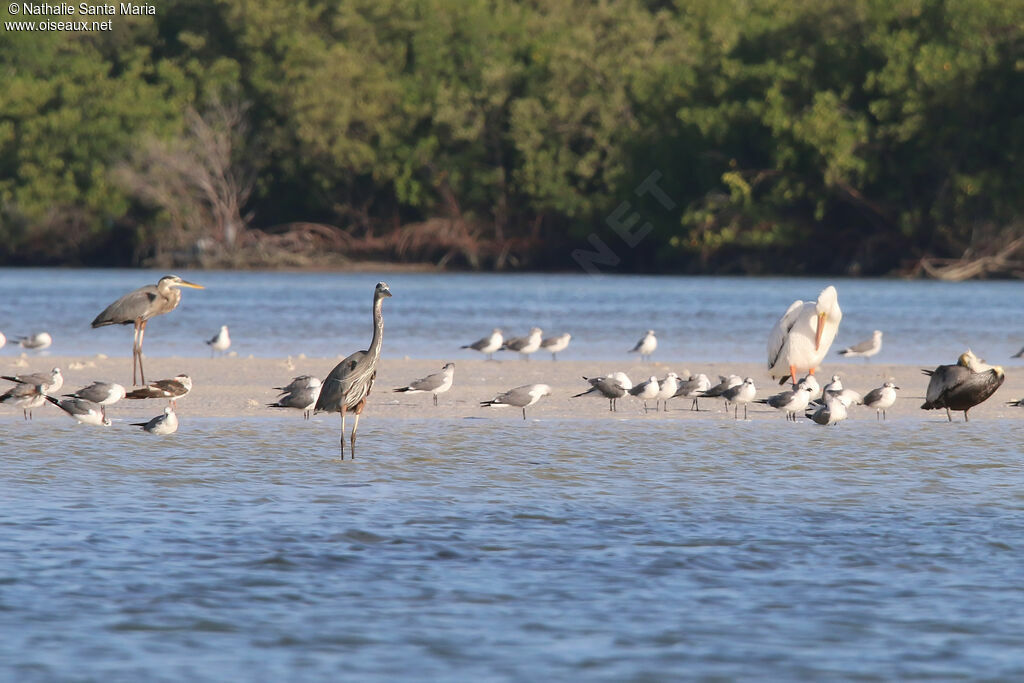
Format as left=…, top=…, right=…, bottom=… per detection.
left=316, top=350, right=367, bottom=412
left=408, top=372, right=446, bottom=392
left=92, top=285, right=159, bottom=327
left=767, top=299, right=804, bottom=368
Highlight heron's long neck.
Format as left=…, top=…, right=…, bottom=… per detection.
left=367, top=295, right=385, bottom=360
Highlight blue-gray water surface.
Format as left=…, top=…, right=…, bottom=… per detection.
left=1, top=268, right=1022, bottom=363
left=2, top=416, right=1024, bottom=680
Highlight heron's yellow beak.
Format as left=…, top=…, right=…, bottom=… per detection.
left=814, top=311, right=826, bottom=350
left=179, top=280, right=205, bottom=289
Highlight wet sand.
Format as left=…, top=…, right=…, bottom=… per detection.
left=3, top=354, right=1022, bottom=422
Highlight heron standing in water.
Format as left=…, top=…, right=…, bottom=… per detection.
left=91, top=275, right=205, bottom=385
left=315, top=282, right=392, bottom=458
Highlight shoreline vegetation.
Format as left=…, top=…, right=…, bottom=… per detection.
left=2, top=2, right=1022, bottom=278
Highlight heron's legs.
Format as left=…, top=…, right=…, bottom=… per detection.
left=339, top=409, right=347, bottom=459
left=351, top=412, right=360, bottom=456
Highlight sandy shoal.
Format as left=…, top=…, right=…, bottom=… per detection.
left=3, top=354, right=1022, bottom=423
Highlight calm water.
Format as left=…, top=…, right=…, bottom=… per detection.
left=1, top=268, right=1022, bottom=363
left=2, top=417, right=1024, bottom=679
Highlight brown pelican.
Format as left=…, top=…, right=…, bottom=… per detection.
left=921, top=350, right=1005, bottom=422
left=314, top=282, right=391, bottom=458
left=768, top=285, right=842, bottom=385
left=393, top=363, right=455, bottom=406
left=91, top=275, right=205, bottom=385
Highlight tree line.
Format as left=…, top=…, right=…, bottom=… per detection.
left=1, top=0, right=1021, bottom=276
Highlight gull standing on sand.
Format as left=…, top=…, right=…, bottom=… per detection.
left=461, top=328, right=503, bottom=361
left=2, top=367, right=63, bottom=395
left=838, top=330, right=882, bottom=360
left=767, top=285, right=843, bottom=385
left=481, top=384, right=552, bottom=420
left=629, top=330, right=657, bottom=362
left=540, top=333, right=572, bottom=361
left=722, top=377, right=756, bottom=419
left=797, top=374, right=822, bottom=400
left=673, top=373, right=711, bottom=411
left=393, top=363, right=455, bottom=406
left=268, top=377, right=321, bottom=420
left=921, top=350, right=1004, bottom=422
left=755, top=384, right=814, bottom=422
left=821, top=374, right=843, bottom=396
left=502, top=328, right=543, bottom=361
left=656, top=372, right=680, bottom=412
left=863, top=381, right=899, bottom=421
left=574, top=374, right=630, bottom=412
left=206, top=325, right=231, bottom=356
left=806, top=393, right=848, bottom=425
left=44, top=396, right=110, bottom=426
left=702, top=374, right=742, bottom=410
left=125, top=374, right=192, bottom=408
left=629, top=375, right=661, bottom=412
left=91, top=274, right=205, bottom=386
left=62, top=381, right=126, bottom=420
left=0, top=383, right=47, bottom=420
left=133, top=407, right=179, bottom=434
left=17, top=332, right=52, bottom=352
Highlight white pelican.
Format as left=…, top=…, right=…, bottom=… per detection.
left=767, top=285, right=842, bottom=385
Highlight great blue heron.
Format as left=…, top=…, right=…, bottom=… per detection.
left=767, top=285, right=842, bottom=385
left=206, top=325, right=231, bottom=356
left=838, top=330, right=883, bottom=360
left=629, top=330, right=657, bottom=362
left=125, top=374, right=192, bottom=408
left=268, top=376, right=322, bottom=420
left=393, top=363, right=454, bottom=406
left=63, top=381, right=126, bottom=420
left=863, top=381, right=900, bottom=421
left=922, top=350, right=1005, bottom=422
left=133, top=407, right=178, bottom=434
left=314, top=282, right=392, bottom=458
left=462, top=329, right=503, bottom=360
left=91, top=275, right=205, bottom=385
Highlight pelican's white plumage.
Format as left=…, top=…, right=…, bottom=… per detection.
left=767, top=285, right=842, bottom=385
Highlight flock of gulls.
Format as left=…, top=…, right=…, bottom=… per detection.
left=0, top=277, right=1019, bottom=458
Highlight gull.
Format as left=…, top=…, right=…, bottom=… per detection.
left=0, top=331, right=5, bottom=349
left=755, top=384, right=813, bottom=421
left=502, top=328, right=543, bottom=361
left=125, top=374, right=192, bottom=408
left=629, top=375, right=661, bottom=412
left=673, top=373, right=711, bottom=411
left=574, top=374, right=630, bottom=412
left=863, top=381, right=900, bottom=421
left=133, top=407, right=179, bottom=434
left=702, top=374, right=742, bottom=411
left=462, top=328, right=503, bottom=361
left=2, top=367, right=63, bottom=395
left=722, top=377, right=756, bottom=419
left=540, top=333, right=572, bottom=361
left=268, top=377, right=322, bottom=420
left=393, top=363, right=455, bottom=406
left=481, top=383, right=552, bottom=420
left=62, top=381, right=126, bottom=420
left=1007, top=398, right=1024, bottom=407
left=17, top=332, right=52, bottom=351
left=44, top=396, right=110, bottom=426
left=1011, top=346, right=1024, bottom=359
left=821, top=374, right=843, bottom=395
left=922, top=350, right=1005, bottom=422
left=206, top=325, right=231, bottom=356
left=767, top=285, right=843, bottom=385
left=656, top=372, right=680, bottom=412
left=797, top=374, right=822, bottom=400
left=838, top=330, right=882, bottom=360
left=0, top=382, right=46, bottom=420
left=806, top=393, right=848, bottom=425
left=629, top=330, right=657, bottom=362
